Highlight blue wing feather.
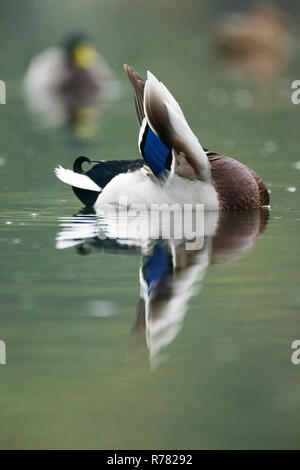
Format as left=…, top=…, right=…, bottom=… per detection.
left=143, top=242, right=173, bottom=297
left=139, top=123, right=173, bottom=180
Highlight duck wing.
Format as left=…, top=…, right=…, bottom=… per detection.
left=124, top=65, right=211, bottom=184
left=124, top=64, right=145, bottom=126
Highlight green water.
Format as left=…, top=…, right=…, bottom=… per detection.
left=1, top=0, right=300, bottom=450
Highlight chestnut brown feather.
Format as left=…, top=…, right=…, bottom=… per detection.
left=207, top=152, right=270, bottom=209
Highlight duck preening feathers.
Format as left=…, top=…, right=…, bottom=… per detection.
left=55, top=64, right=269, bottom=210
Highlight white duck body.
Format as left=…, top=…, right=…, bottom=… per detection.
left=94, top=169, right=219, bottom=210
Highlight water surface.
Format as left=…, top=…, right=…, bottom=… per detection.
left=0, top=0, right=300, bottom=449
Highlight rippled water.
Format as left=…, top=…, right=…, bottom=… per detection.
left=0, top=0, right=300, bottom=450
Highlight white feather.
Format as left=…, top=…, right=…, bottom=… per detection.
left=54, top=165, right=101, bottom=191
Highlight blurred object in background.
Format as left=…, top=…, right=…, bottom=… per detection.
left=214, top=2, right=292, bottom=84
left=23, top=32, right=119, bottom=139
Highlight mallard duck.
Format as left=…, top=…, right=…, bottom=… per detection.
left=23, top=32, right=119, bottom=133
left=55, top=65, right=269, bottom=210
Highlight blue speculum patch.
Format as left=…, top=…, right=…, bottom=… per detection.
left=140, top=124, right=172, bottom=179
left=143, top=242, right=173, bottom=296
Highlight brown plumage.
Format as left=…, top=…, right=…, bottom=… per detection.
left=125, top=65, right=145, bottom=126
left=124, top=65, right=269, bottom=210
left=207, top=152, right=269, bottom=209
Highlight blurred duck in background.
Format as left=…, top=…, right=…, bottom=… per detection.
left=23, top=32, right=119, bottom=138
left=56, top=208, right=269, bottom=368
left=214, top=2, right=291, bottom=83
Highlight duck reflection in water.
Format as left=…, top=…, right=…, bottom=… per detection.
left=56, top=208, right=269, bottom=368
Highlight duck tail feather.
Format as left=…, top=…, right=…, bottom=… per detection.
left=54, top=165, right=101, bottom=192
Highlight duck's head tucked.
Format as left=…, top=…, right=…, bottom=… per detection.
left=63, top=32, right=97, bottom=69
left=55, top=64, right=270, bottom=211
